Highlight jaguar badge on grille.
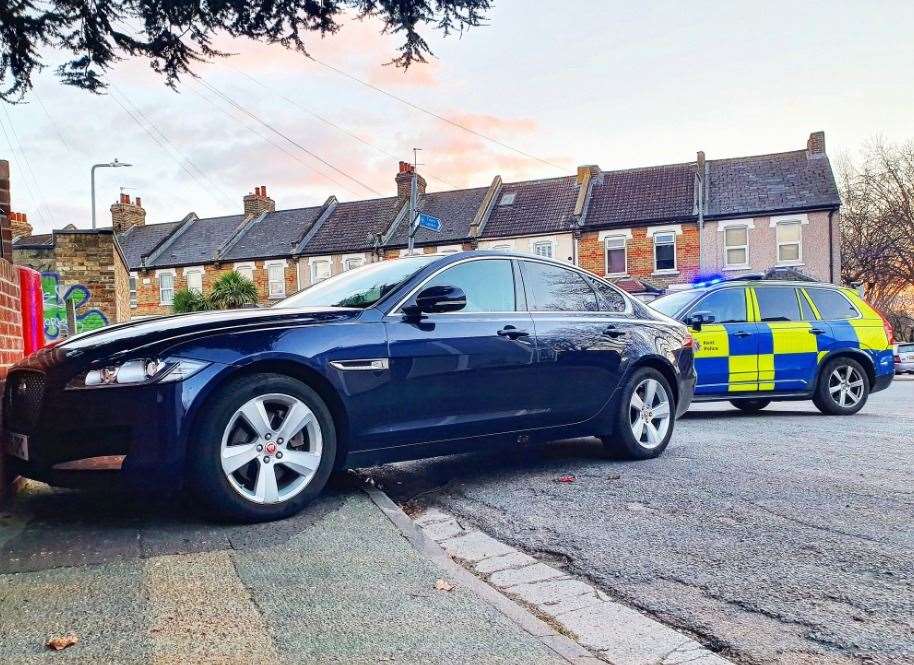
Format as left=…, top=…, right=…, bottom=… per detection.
left=17, top=380, right=28, bottom=395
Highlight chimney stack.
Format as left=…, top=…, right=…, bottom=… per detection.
left=110, top=193, right=147, bottom=233
left=807, top=131, right=826, bottom=158
left=9, top=211, right=32, bottom=239
left=396, top=161, right=427, bottom=200
left=243, top=185, right=276, bottom=217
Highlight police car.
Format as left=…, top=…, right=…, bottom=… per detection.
left=650, top=277, right=895, bottom=415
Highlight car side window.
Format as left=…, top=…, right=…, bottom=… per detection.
left=419, top=259, right=516, bottom=312
left=755, top=286, right=801, bottom=322
left=521, top=261, right=599, bottom=312
left=798, top=292, right=817, bottom=320
left=588, top=277, right=628, bottom=313
left=807, top=288, right=860, bottom=320
left=688, top=288, right=747, bottom=323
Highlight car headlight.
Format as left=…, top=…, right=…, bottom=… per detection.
left=66, top=358, right=210, bottom=390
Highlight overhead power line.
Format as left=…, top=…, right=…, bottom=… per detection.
left=198, top=77, right=385, bottom=197
left=306, top=55, right=571, bottom=174
left=0, top=106, right=54, bottom=227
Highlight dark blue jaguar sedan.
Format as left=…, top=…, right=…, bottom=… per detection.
left=3, top=252, right=695, bottom=521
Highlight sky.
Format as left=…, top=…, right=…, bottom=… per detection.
left=3, top=0, right=914, bottom=235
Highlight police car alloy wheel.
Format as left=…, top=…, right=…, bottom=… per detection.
left=602, top=367, right=674, bottom=460
left=189, top=373, right=337, bottom=522
left=813, top=357, right=870, bottom=416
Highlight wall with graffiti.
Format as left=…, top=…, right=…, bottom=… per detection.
left=41, top=272, right=109, bottom=341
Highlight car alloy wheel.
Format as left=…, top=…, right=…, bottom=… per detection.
left=220, top=393, right=323, bottom=505
left=628, top=377, right=671, bottom=449
left=828, top=365, right=865, bottom=408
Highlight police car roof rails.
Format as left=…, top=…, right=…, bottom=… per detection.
left=725, top=273, right=765, bottom=282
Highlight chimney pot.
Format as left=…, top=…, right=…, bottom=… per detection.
left=261, top=185, right=267, bottom=197
left=136, top=196, right=141, bottom=207
left=807, top=131, right=826, bottom=157
left=395, top=160, right=426, bottom=199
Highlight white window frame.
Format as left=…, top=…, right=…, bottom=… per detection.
left=491, top=244, right=512, bottom=252
left=772, top=216, right=806, bottom=266
left=652, top=232, right=678, bottom=274
left=720, top=221, right=752, bottom=270
left=602, top=234, right=629, bottom=277
left=156, top=269, right=176, bottom=306
left=341, top=254, right=365, bottom=271
left=129, top=272, right=138, bottom=308
left=182, top=265, right=204, bottom=294
left=530, top=239, right=555, bottom=258
left=233, top=262, right=255, bottom=282
left=265, top=260, right=288, bottom=298
left=310, top=256, right=332, bottom=284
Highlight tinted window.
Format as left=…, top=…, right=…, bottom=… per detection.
left=799, top=292, right=817, bottom=320
left=690, top=288, right=747, bottom=324
left=898, top=343, right=914, bottom=353
left=590, top=278, right=627, bottom=313
left=522, top=261, right=599, bottom=312
left=807, top=288, right=859, bottom=320
left=755, top=286, right=801, bottom=322
left=422, top=259, right=515, bottom=312
left=650, top=290, right=701, bottom=317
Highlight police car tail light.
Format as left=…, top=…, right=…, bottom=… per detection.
left=881, top=316, right=895, bottom=346
left=682, top=333, right=694, bottom=349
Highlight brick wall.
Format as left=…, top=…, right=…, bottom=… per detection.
left=578, top=224, right=700, bottom=287
left=0, top=257, right=24, bottom=502
left=53, top=231, right=129, bottom=326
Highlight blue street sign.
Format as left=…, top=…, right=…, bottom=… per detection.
left=417, top=212, right=442, bottom=232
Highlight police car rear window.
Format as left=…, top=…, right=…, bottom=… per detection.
left=756, top=286, right=801, bottom=322
left=807, top=288, right=859, bottom=320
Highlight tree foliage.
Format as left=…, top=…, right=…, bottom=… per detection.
left=209, top=270, right=259, bottom=310
left=172, top=288, right=213, bottom=314
left=839, top=140, right=914, bottom=315
left=0, top=0, right=491, bottom=102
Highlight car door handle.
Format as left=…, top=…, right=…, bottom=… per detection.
left=734, top=330, right=752, bottom=338
left=497, top=326, right=530, bottom=339
left=603, top=326, right=627, bottom=337
left=809, top=328, right=826, bottom=335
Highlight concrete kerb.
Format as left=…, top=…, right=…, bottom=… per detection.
left=362, top=485, right=604, bottom=665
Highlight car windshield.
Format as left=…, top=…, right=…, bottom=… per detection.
left=273, top=256, right=437, bottom=309
left=650, top=289, right=701, bottom=317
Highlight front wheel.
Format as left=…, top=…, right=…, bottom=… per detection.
left=189, top=373, right=337, bottom=522
left=601, top=367, right=675, bottom=460
left=813, top=357, right=870, bottom=415
left=730, top=399, right=771, bottom=413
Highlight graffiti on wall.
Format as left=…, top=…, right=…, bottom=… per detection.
left=41, top=272, right=109, bottom=340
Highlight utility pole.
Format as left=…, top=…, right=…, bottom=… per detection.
left=407, top=148, right=422, bottom=256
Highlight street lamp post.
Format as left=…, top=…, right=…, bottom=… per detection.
left=91, top=159, right=133, bottom=228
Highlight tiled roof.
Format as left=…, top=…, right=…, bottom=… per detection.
left=584, top=164, right=695, bottom=228
left=12, top=233, right=53, bottom=247
left=706, top=149, right=840, bottom=217
left=117, top=222, right=181, bottom=269
left=303, top=196, right=403, bottom=255
left=385, top=186, right=488, bottom=247
left=481, top=175, right=579, bottom=238
left=222, top=206, right=325, bottom=261
left=144, top=214, right=244, bottom=268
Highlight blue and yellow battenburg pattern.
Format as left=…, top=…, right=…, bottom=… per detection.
left=692, top=287, right=893, bottom=396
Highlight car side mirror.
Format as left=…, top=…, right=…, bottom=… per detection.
left=414, top=285, right=467, bottom=314
left=686, top=311, right=715, bottom=331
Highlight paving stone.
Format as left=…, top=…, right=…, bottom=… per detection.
left=414, top=507, right=453, bottom=527
left=422, top=518, right=466, bottom=542
left=489, top=562, right=567, bottom=589
left=439, top=530, right=515, bottom=562
left=474, top=550, right=538, bottom=575
left=508, top=579, right=595, bottom=607
left=538, top=591, right=606, bottom=618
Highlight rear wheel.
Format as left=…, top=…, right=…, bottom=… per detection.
left=189, top=373, right=337, bottom=522
left=730, top=399, right=771, bottom=413
left=601, top=367, right=674, bottom=460
left=813, top=357, right=870, bottom=415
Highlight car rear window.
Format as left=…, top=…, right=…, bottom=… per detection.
left=807, top=288, right=860, bottom=320
left=898, top=343, right=914, bottom=353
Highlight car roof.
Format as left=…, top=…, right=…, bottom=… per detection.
left=688, top=278, right=846, bottom=293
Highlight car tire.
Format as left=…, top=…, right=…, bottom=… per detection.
left=601, top=367, right=675, bottom=460
left=730, top=399, right=771, bottom=413
left=189, top=373, right=337, bottom=523
left=812, top=357, right=870, bottom=416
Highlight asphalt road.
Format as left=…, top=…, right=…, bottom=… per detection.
left=366, top=376, right=914, bottom=665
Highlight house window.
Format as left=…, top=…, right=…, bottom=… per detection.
left=653, top=232, right=676, bottom=272
left=492, top=244, right=512, bottom=252
left=185, top=269, right=203, bottom=294
left=604, top=236, right=627, bottom=276
left=499, top=192, right=516, bottom=206
left=532, top=240, right=554, bottom=258
left=777, top=221, right=802, bottom=264
left=311, top=259, right=331, bottom=284
left=343, top=256, right=364, bottom=271
left=234, top=263, right=255, bottom=282
left=159, top=273, right=175, bottom=305
left=267, top=264, right=286, bottom=298
left=724, top=225, right=750, bottom=268
left=129, top=273, right=138, bottom=308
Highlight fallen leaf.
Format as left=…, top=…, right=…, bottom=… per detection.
left=556, top=474, right=576, bottom=483
left=47, top=633, right=78, bottom=651
left=434, top=578, right=455, bottom=592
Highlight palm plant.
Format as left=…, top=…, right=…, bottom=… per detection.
left=209, top=271, right=259, bottom=309
left=172, top=288, right=212, bottom=313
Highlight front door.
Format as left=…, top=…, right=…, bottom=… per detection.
left=383, top=257, right=535, bottom=445
left=687, top=287, right=759, bottom=395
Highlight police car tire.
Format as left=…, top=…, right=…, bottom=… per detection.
left=730, top=399, right=771, bottom=413
left=189, top=373, right=337, bottom=523
left=813, top=357, right=870, bottom=416
left=601, top=367, right=674, bottom=460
